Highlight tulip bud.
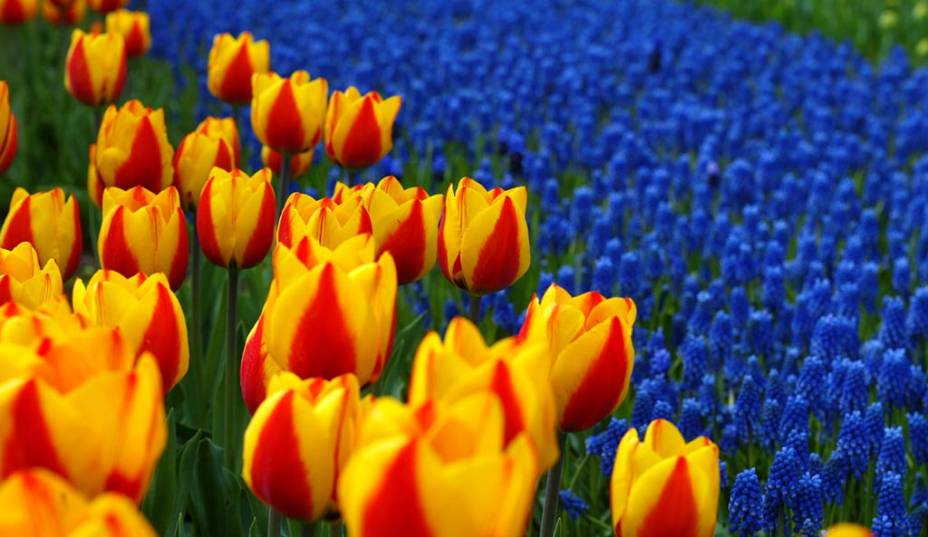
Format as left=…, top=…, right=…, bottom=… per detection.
left=197, top=168, right=276, bottom=269
left=339, top=393, right=539, bottom=536
left=86, top=0, right=126, bottom=13
left=438, top=178, right=530, bottom=294
left=0, top=469, right=158, bottom=537
left=262, top=145, right=313, bottom=178
left=277, top=191, right=372, bottom=249
left=43, top=0, right=85, bottom=25
left=243, top=373, right=360, bottom=520
left=251, top=71, right=328, bottom=155
left=826, top=524, right=874, bottom=537
left=104, top=10, right=150, bottom=57
left=324, top=87, right=401, bottom=170
left=98, top=186, right=189, bottom=290
left=207, top=32, right=270, bottom=105
left=64, top=30, right=126, bottom=106
left=73, top=269, right=189, bottom=392
left=94, top=100, right=174, bottom=198
left=0, top=0, right=37, bottom=23
left=517, top=284, right=636, bottom=432
left=0, top=81, right=18, bottom=176
left=611, top=419, right=719, bottom=537
left=174, top=116, right=239, bottom=209
left=0, top=243, right=63, bottom=309
left=0, top=188, right=82, bottom=281
left=240, top=311, right=281, bottom=414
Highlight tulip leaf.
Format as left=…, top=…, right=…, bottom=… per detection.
left=142, top=411, right=184, bottom=536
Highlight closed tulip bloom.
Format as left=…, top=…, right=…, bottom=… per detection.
left=262, top=145, right=313, bottom=178
left=174, top=117, right=239, bottom=209
left=0, top=81, right=18, bottom=176
left=438, top=178, right=530, bottom=294
left=197, top=168, right=276, bottom=269
left=240, top=311, right=281, bottom=414
left=826, top=524, right=874, bottom=537
left=0, top=188, right=82, bottom=280
left=0, top=0, right=37, bottom=23
left=335, top=176, right=443, bottom=284
left=408, top=316, right=559, bottom=470
left=95, top=100, right=174, bottom=194
left=64, top=30, right=126, bottom=106
left=339, top=393, right=539, bottom=537
left=0, top=469, right=157, bottom=537
left=324, top=87, right=401, bottom=170
left=277, top=191, right=372, bottom=249
left=611, top=419, right=719, bottom=537
left=0, top=243, right=62, bottom=309
left=517, top=284, right=636, bottom=432
left=98, top=186, right=189, bottom=290
left=207, top=32, right=270, bottom=105
left=0, top=356, right=166, bottom=501
left=73, top=270, right=189, bottom=392
left=252, top=71, right=328, bottom=154
left=43, top=0, right=85, bottom=25
left=105, top=10, right=149, bottom=57
left=86, top=0, right=125, bottom=13
left=243, top=373, right=360, bottom=520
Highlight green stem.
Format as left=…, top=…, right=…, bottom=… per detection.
left=276, top=152, right=289, bottom=217
left=301, top=522, right=316, bottom=537
left=469, top=295, right=481, bottom=325
left=223, top=265, right=240, bottom=468
left=539, top=431, right=567, bottom=537
left=329, top=521, right=345, bottom=537
left=267, top=507, right=280, bottom=537
left=191, top=220, right=203, bottom=418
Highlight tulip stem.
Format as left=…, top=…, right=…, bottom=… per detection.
left=539, top=431, right=567, bottom=537
left=469, top=295, right=481, bottom=325
left=191, top=221, right=204, bottom=416
left=267, top=507, right=280, bottom=537
left=300, top=522, right=316, bottom=537
left=276, top=153, right=290, bottom=217
left=223, top=265, right=240, bottom=468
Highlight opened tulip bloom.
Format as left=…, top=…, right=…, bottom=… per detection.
left=208, top=32, right=270, bottom=105
left=325, top=87, right=401, bottom=170
left=0, top=243, right=62, bottom=309
left=0, top=188, right=82, bottom=281
left=243, top=373, right=359, bottom=520
left=0, top=469, right=157, bottom=537
left=174, top=116, right=239, bottom=209
left=98, top=186, right=189, bottom=290
left=0, top=81, right=18, bottom=176
left=64, top=30, right=127, bottom=106
left=43, top=0, right=84, bottom=25
left=335, top=176, right=442, bottom=284
left=196, top=168, right=275, bottom=269
left=517, top=284, right=636, bottom=432
left=826, top=524, right=874, bottom=537
left=262, top=145, right=313, bottom=179
left=277, top=191, right=372, bottom=249
left=105, top=10, right=150, bottom=57
left=252, top=71, right=328, bottom=155
left=438, top=177, right=530, bottom=294
left=0, top=0, right=37, bottom=23
left=73, top=270, right=189, bottom=392
left=611, top=419, right=719, bottom=537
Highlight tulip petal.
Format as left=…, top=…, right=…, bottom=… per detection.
left=460, top=195, right=530, bottom=293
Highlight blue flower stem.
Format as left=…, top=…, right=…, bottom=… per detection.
left=539, top=431, right=567, bottom=537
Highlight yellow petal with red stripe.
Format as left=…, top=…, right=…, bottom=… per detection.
left=64, top=30, right=126, bottom=106
left=94, top=100, right=174, bottom=194
left=251, top=71, right=328, bottom=154
left=0, top=243, right=63, bottom=309
left=207, top=32, right=270, bottom=105
left=0, top=187, right=83, bottom=280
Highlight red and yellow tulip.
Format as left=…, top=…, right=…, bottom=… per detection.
left=0, top=243, right=62, bottom=309
left=98, top=186, right=189, bottom=290
left=825, top=524, right=874, bottom=537
left=334, top=176, right=442, bottom=284
left=174, top=116, right=239, bottom=209
left=243, top=373, right=360, bottom=520
left=64, top=30, right=126, bottom=106
left=240, top=310, right=281, bottom=414
left=517, top=284, right=636, bottom=432
left=610, top=419, right=719, bottom=537
left=0, top=188, right=82, bottom=281
left=0, top=81, right=18, bottom=176
left=0, top=469, right=157, bottom=537
left=86, top=0, right=126, bottom=13
left=104, top=10, right=150, bottom=57
left=262, top=145, right=313, bottom=179
left=207, top=32, right=270, bottom=105
left=196, top=168, right=276, bottom=269
left=324, top=87, right=401, bottom=170
left=0, top=0, right=37, bottom=23
left=73, top=269, right=189, bottom=392
left=438, top=178, right=530, bottom=294
left=277, top=191, right=372, bottom=249
left=251, top=71, right=328, bottom=155
left=42, top=0, right=85, bottom=25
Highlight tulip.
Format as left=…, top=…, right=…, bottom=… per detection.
left=0, top=469, right=157, bottom=537
left=0, top=188, right=83, bottom=280
left=251, top=71, right=328, bottom=155
left=0, top=81, right=18, bottom=176
left=339, top=392, right=539, bottom=536
left=262, top=145, right=313, bottom=178
left=98, top=186, right=189, bottom=290
left=196, top=168, right=276, bottom=269
left=438, top=177, right=530, bottom=294
left=0, top=0, right=37, bottom=23
left=517, top=284, right=636, bottom=432
left=335, top=176, right=443, bottom=284
left=64, top=30, right=126, bottom=106
left=43, top=0, right=85, bottom=25
left=94, top=100, right=174, bottom=197
left=105, top=10, right=150, bottom=57
left=408, top=316, right=559, bottom=470
left=86, top=0, right=125, bottom=13
left=324, top=87, right=401, bottom=170
left=277, top=191, right=372, bottom=249
left=243, top=373, right=359, bottom=520
left=0, top=356, right=166, bottom=501
left=826, top=524, right=874, bottom=537
left=0, top=243, right=63, bottom=309
left=611, top=419, right=719, bottom=537
left=73, top=269, right=189, bottom=392
left=174, top=116, right=240, bottom=209
left=207, top=32, right=270, bottom=105
left=240, top=311, right=281, bottom=414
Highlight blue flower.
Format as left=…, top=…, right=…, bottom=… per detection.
left=872, top=472, right=909, bottom=537
left=729, top=468, right=764, bottom=536
left=558, top=489, right=588, bottom=521
left=585, top=418, right=627, bottom=477
left=880, top=296, right=908, bottom=351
